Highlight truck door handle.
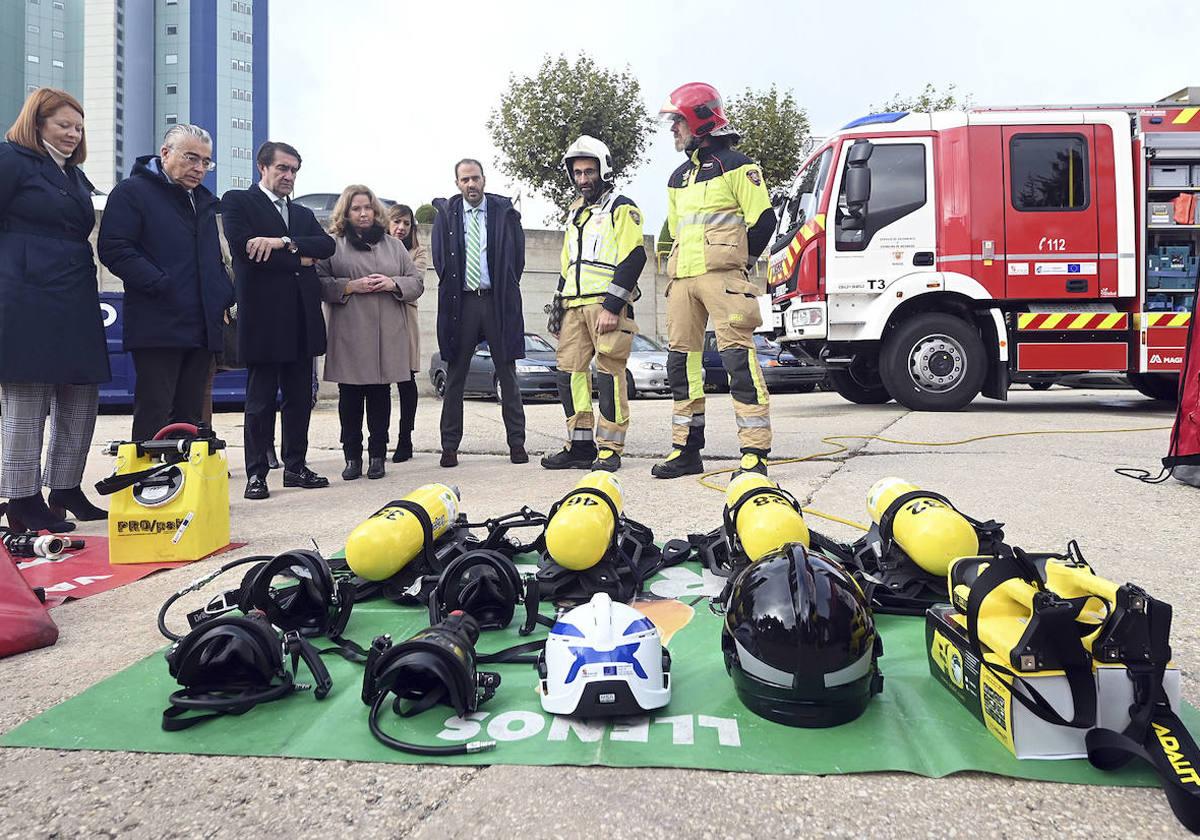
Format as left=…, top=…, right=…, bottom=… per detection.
left=1065, top=279, right=1088, bottom=293
left=913, top=252, right=935, bottom=266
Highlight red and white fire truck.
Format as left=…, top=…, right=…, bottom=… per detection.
left=768, top=91, right=1199, bottom=410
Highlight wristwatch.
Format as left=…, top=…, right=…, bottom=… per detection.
left=281, top=236, right=298, bottom=254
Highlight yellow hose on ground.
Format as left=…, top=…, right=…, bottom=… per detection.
left=698, top=426, right=1173, bottom=531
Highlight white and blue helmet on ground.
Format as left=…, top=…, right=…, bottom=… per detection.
left=537, top=592, right=671, bottom=716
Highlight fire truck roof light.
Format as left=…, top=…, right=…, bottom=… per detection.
left=841, top=112, right=910, bottom=130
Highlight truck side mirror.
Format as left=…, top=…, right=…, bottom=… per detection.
left=843, top=140, right=873, bottom=229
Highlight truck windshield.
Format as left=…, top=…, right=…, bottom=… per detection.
left=774, top=147, right=833, bottom=241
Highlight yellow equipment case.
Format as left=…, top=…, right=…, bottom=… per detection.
left=97, top=424, right=230, bottom=564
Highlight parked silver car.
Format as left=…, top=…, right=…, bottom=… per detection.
left=590, top=334, right=670, bottom=399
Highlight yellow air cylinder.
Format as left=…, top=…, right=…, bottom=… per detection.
left=866, top=477, right=979, bottom=576
left=725, top=473, right=810, bottom=561
left=344, top=484, right=461, bottom=581
left=544, top=471, right=624, bottom=571
left=950, top=554, right=1120, bottom=657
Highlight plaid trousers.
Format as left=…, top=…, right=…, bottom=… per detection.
left=1, top=382, right=99, bottom=498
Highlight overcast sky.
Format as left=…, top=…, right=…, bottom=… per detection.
left=271, top=0, right=1199, bottom=233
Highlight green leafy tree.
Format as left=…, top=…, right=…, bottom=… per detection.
left=415, top=203, right=436, bottom=225
left=725, top=85, right=811, bottom=194
left=487, top=53, right=655, bottom=225
left=656, top=218, right=673, bottom=256
left=871, top=83, right=974, bottom=113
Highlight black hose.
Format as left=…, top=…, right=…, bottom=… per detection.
left=367, top=693, right=494, bottom=756
left=156, top=555, right=270, bottom=641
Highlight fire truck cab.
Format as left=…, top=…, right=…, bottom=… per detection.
left=769, top=91, right=1198, bottom=410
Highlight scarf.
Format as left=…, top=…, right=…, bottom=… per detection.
left=42, top=140, right=70, bottom=170
left=347, top=223, right=386, bottom=251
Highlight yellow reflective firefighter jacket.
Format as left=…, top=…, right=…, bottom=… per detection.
left=666, top=143, right=773, bottom=279
left=558, top=191, right=647, bottom=311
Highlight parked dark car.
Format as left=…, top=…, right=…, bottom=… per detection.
left=428, top=333, right=559, bottom=400
left=292, top=192, right=396, bottom=226
left=99, top=291, right=247, bottom=408
left=703, top=331, right=824, bottom=393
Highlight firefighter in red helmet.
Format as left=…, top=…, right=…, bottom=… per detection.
left=653, top=82, right=777, bottom=479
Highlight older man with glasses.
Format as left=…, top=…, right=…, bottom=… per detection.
left=99, top=124, right=235, bottom=440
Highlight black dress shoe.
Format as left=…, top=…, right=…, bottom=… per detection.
left=266, top=448, right=281, bottom=470
left=5, top=492, right=75, bottom=532
left=440, top=450, right=458, bottom=468
left=47, top=485, right=107, bottom=521
left=244, top=476, right=270, bottom=500
left=341, top=459, right=362, bottom=481
left=510, top=446, right=529, bottom=464
left=367, top=457, right=385, bottom=479
left=282, top=467, right=330, bottom=489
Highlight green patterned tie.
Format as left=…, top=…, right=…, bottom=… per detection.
left=465, top=208, right=482, bottom=291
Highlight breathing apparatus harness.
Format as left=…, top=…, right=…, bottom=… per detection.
left=162, top=609, right=332, bottom=731
left=953, top=542, right=1099, bottom=730
left=335, top=504, right=548, bottom=604
left=157, top=549, right=366, bottom=662
left=849, top=490, right=1006, bottom=616
left=952, top=541, right=1200, bottom=831
left=534, top=486, right=668, bottom=604
left=662, top=482, right=850, bottom=578
left=361, top=611, right=501, bottom=756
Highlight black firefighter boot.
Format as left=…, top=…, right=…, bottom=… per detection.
left=651, top=447, right=704, bottom=479
left=540, top=440, right=598, bottom=470
left=731, top=449, right=769, bottom=479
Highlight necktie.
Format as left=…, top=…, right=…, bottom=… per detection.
left=465, top=208, right=482, bottom=291
left=276, top=197, right=289, bottom=227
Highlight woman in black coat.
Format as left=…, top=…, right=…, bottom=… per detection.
left=0, top=88, right=109, bottom=532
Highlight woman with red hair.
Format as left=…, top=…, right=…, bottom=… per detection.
left=0, top=88, right=109, bottom=532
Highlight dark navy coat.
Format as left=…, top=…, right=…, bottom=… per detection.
left=219, top=186, right=335, bottom=365
left=431, top=193, right=526, bottom=365
left=0, top=141, right=109, bottom=384
left=97, top=156, right=235, bottom=352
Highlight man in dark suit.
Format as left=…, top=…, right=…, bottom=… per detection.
left=431, top=159, right=527, bottom=468
left=220, top=141, right=335, bottom=500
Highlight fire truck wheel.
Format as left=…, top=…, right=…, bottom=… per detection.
left=1127, top=372, right=1179, bottom=403
left=881, top=313, right=986, bottom=411
left=827, top=368, right=891, bottom=404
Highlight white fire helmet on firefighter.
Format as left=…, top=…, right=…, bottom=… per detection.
left=562, top=135, right=614, bottom=184
left=537, top=592, right=671, bottom=717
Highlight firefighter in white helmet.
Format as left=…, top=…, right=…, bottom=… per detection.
left=655, top=82, right=777, bottom=479
left=541, top=135, right=648, bottom=473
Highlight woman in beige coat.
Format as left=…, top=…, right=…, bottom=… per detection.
left=317, top=185, right=422, bottom=480
left=386, top=204, right=427, bottom=463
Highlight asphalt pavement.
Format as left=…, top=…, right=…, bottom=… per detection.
left=0, top=385, right=1194, bottom=838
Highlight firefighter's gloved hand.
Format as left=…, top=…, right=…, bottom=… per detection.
left=546, top=295, right=564, bottom=336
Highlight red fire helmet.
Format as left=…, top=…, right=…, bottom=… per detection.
left=659, top=82, right=730, bottom=137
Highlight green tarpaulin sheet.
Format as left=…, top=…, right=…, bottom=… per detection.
left=2, top=561, right=1190, bottom=786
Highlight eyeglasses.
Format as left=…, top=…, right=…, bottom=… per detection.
left=180, top=151, right=217, bottom=172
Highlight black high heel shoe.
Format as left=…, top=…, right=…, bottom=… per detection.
left=47, top=486, right=107, bottom=522
left=5, top=492, right=76, bottom=533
